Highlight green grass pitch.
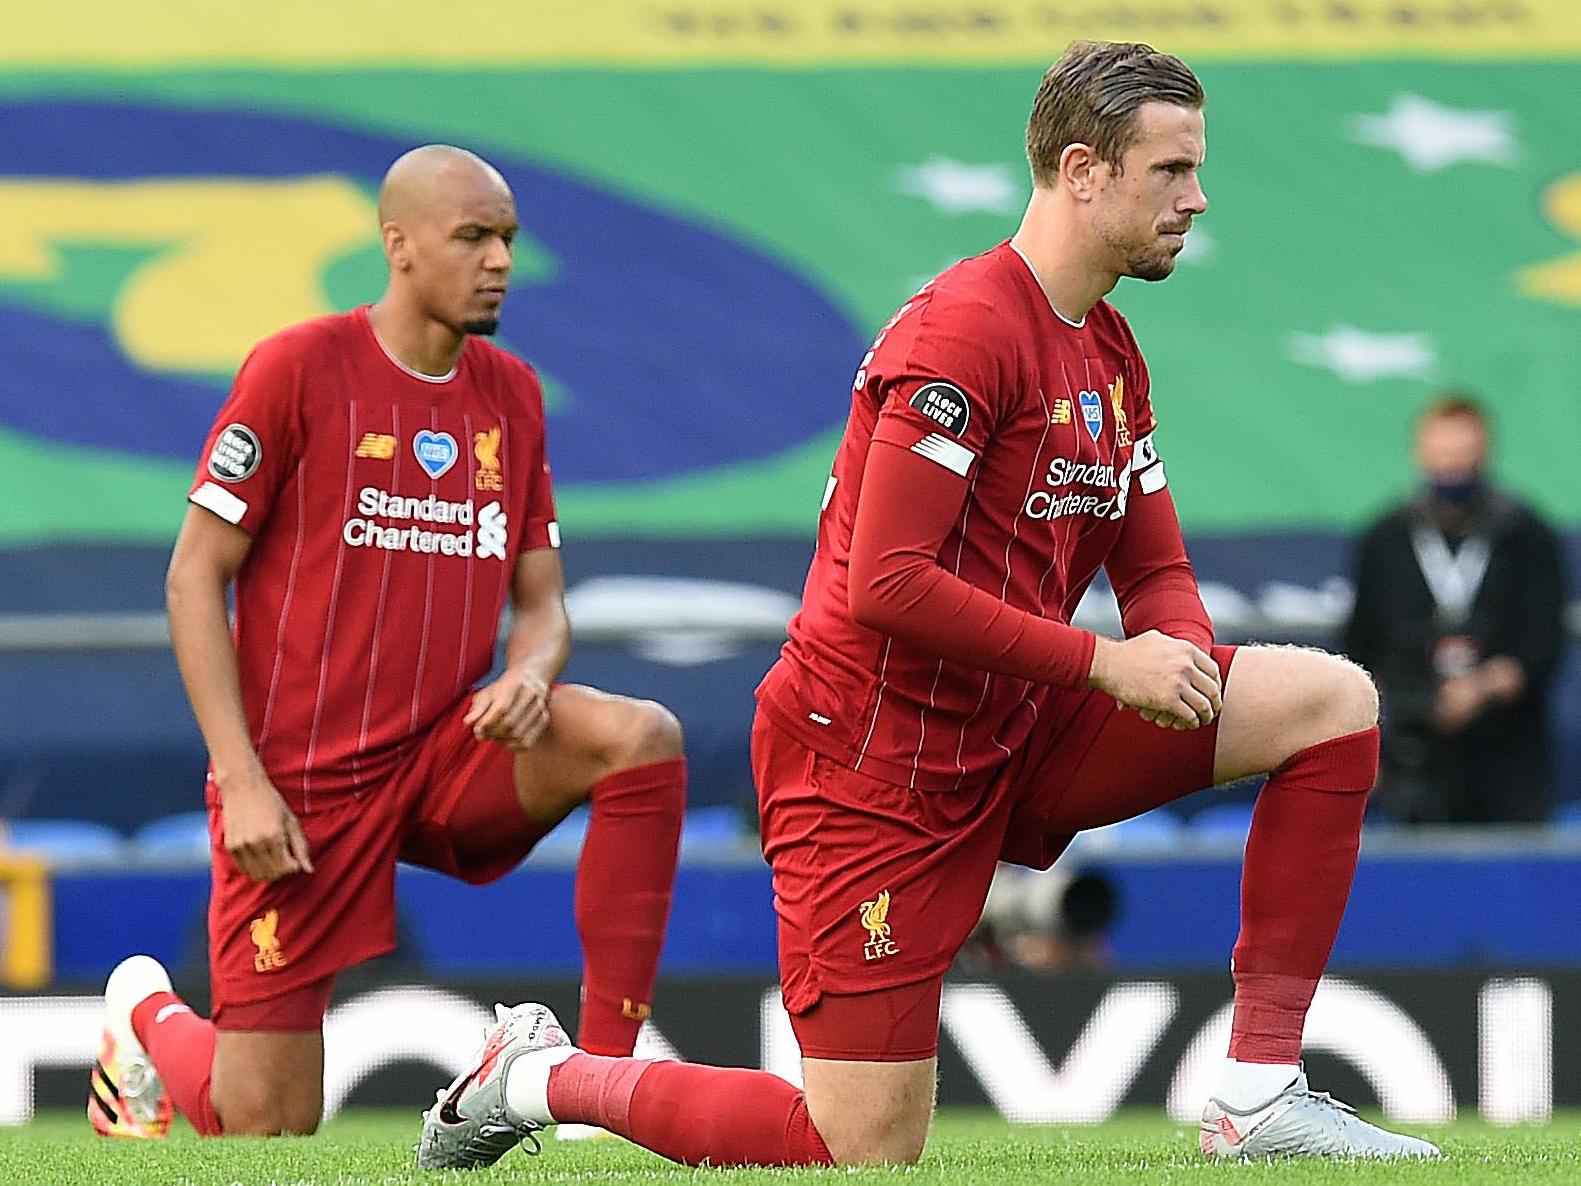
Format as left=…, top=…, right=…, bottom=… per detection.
left=4, top=1108, right=1578, bottom=1185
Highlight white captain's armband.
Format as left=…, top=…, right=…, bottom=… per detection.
left=190, top=480, right=248, bottom=525
left=1131, top=431, right=1167, bottom=494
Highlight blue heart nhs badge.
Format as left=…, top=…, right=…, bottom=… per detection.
left=413, top=431, right=458, bottom=479
left=1078, top=390, right=1104, bottom=441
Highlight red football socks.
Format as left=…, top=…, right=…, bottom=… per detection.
left=573, top=758, right=685, bottom=1055
left=547, top=1054, right=833, bottom=1166
left=131, top=991, right=223, bottom=1135
left=1230, top=726, right=1379, bottom=1063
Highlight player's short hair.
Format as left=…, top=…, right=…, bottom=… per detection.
left=1026, top=40, right=1205, bottom=185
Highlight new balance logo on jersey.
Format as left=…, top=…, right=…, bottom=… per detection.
left=1051, top=399, right=1073, bottom=425
left=476, top=502, right=508, bottom=560
left=354, top=432, right=397, bottom=459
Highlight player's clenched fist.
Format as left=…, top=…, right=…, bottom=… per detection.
left=466, top=667, right=552, bottom=750
left=219, top=775, right=314, bottom=883
left=1087, top=630, right=1222, bottom=730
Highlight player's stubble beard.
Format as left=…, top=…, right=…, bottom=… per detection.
left=462, top=316, right=500, bottom=336
left=1125, top=248, right=1177, bottom=283
left=1094, top=208, right=1179, bottom=284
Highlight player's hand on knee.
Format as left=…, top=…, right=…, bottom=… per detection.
left=220, top=778, right=314, bottom=882
left=1089, top=631, right=1221, bottom=729
left=465, top=668, right=552, bottom=750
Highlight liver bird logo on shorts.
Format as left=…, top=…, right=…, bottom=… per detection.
left=859, top=890, right=899, bottom=962
left=249, top=909, right=289, bottom=973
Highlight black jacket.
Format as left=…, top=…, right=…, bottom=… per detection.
left=1342, top=488, right=1566, bottom=820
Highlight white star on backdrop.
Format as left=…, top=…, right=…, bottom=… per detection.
left=1350, top=94, right=1518, bottom=172
left=895, top=158, right=1022, bottom=215
left=1175, top=226, right=1214, bottom=265
left=1287, top=325, right=1437, bottom=383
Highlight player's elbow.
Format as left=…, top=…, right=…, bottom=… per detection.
left=847, top=551, right=929, bottom=635
left=164, top=552, right=221, bottom=617
left=847, top=577, right=901, bottom=635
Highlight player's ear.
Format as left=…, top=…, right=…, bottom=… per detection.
left=382, top=222, right=411, bottom=270
left=1058, top=143, right=1101, bottom=201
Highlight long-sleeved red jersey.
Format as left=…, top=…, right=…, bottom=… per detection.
left=757, top=241, right=1211, bottom=791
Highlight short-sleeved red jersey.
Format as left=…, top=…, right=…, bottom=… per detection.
left=758, top=241, right=1194, bottom=790
left=187, top=307, right=557, bottom=813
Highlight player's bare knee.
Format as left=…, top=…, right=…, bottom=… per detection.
left=1312, top=654, right=1378, bottom=741
left=613, top=698, right=684, bottom=769
left=214, top=1075, right=317, bottom=1137
left=817, top=1092, right=930, bottom=1165
left=279, top=1095, right=323, bottom=1136
left=214, top=1090, right=285, bottom=1137
left=824, top=1120, right=925, bottom=1165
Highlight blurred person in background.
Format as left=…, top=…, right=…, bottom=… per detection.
left=1344, top=395, right=1566, bottom=824
left=88, top=145, right=687, bottom=1141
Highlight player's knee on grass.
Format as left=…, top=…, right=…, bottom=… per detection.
left=213, top=1076, right=322, bottom=1137
left=212, top=1034, right=324, bottom=1137
left=814, top=1094, right=931, bottom=1165
left=803, top=1060, right=935, bottom=1165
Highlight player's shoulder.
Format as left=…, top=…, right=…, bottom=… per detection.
left=918, top=244, right=1029, bottom=333
left=883, top=248, right=1026, bottom=373
left=1088, top=299, right=1143, bottom=354
left=248, top=308, right=364, bottom=363
left=462, top=337, right=545, bottom=405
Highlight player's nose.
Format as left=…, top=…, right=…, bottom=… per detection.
left=483, top=236, right=512, bottom=271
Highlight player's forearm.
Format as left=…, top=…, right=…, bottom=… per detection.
left=850, top=552, right=1096, bottom=689
left=1115, top=565, right=1213, bottom=651
left=502, top=604, right=571, bottom=686
left=165, top=566, right=266, bottom=790
left=1105, top=487, right=1212, bottom=651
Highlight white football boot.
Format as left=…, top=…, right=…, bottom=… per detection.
left=416, top=1002, right=577, bottom=1170
left=1200, top=1067, right=1441, bottom=1159
left=88, top=955, right=174, bottom=1139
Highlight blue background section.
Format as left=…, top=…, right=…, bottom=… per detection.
left=1, top=533, right=1577, bottom=826
left=44, top=849, right=1581, bottom=984
left=0, top=101, right=864, bottom=481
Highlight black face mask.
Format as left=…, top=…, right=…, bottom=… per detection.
left=1428, top=476, right=1483, bottom=506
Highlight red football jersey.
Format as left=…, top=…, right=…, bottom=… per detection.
left=758, top=241, right=1193, bottom=791
left=186, top=307, right=558, bottom=813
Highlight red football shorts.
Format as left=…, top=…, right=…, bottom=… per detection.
left=207, top=698, right=539, bottom=1030
left=756, top=646, right=1238, bottom=1058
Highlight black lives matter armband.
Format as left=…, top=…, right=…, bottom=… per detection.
left=907, top=382, right=971, bottom=438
